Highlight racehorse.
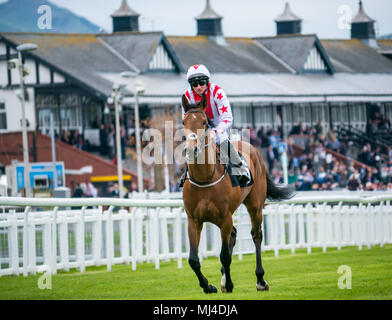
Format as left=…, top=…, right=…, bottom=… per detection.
left=181, top=94, right=294, bottom=293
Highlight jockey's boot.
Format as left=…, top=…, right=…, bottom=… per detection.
left=178, top=167, right=188, bottom=188
left=220, top=140, right=251, bottom=184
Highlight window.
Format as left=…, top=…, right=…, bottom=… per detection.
left=0, top=101, right=7, bottom=130
left=232, top=104, right=252, bottom=128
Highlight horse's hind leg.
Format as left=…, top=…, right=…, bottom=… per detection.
left=219, top=216, right=235, bottom=293
left=187, top=218, right=217, bottom=294
left=248, top=207, right=269, bottom=291
left=220, top=226, right=236, bottom=292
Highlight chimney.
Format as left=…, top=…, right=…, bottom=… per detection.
left=275, top=2, right=302, bottom=35
left=111, top=0, right=140, bottom=33
left=351, top=0, right=376, bottom=45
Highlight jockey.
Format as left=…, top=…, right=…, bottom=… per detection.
left=179, top=64, right=251, bottom=187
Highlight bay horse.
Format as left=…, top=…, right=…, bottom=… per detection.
left=181, top=94, right=294, bottom=294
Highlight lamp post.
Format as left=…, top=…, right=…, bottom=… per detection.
left=15, top=43, right=38, bottom=197
left=108, top=84, right=124, bottom=198
left=121, top=72, right=145, bottom=193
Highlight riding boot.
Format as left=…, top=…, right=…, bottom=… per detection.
left=220, top=140, right=251, bottom=183
left=178, top=165, right=188, bottom=188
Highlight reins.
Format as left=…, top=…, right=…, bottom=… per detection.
left=184, top=109, right=227, bottom=188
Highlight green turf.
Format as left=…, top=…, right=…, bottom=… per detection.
left=1, top=245, right=391, bottom=300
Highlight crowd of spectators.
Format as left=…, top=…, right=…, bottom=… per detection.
left=60, top=108, right=392, bottom=194
left=251, top=115, right=392, bottom=192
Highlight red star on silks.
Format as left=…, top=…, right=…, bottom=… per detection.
left=223, top=120, right=231, bottom=124
left=217, top=92, right=223, bottom=100
left=220, top=105, right=228, bottom=114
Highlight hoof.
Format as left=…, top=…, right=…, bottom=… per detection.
left=256, top=280, right=269, bottom=291
left=204, top=284, right=217, bottom=294
left=221, top=284, right=233, bottom=293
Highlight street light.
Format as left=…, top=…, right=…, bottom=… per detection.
left=121, top=72, right=145, bottom=193
left=108, top=84, right=125, bottom=198
left=10, top=43, right=38, bottom=197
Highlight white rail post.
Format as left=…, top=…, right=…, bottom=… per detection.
left=279, top=205, right=285, bottom=252
left=366, top=203, right=371, bottom=250
left=106, top=206, right=114, bottom=272
left=23, top=206, right=31, bottom=276
left=130, top=207, right=137, bottom=270
left=237, top=207, right=243, bottom=261
left=357, top=203, right=363, bottom=250
left=289, top=204, right=296, bottom=254
left=306, top=203, right=312, bottom=254
left=159, top=210, right=170, bottom=262
left=120, top=209, right=130, bottom=265
left=322, top=202, right=327, bottom=253
left=153, top=208, right=160, bottom=270
left=51, top=206, right=58, bottom=275
left=174, top=208, right=182, bottom=269
left=386, top=200, right=391, bottom=244
left=380, top=201, right=385, bottom=248
left=43, top=213, right=52, bottom=273
left=9, top=212, right=19, bottom=275
left=298, top=205, right=305, bottom=248
left=77, top=206, right=86, bottom=273
left=274, top=205, right=279, bottom=258
left=336, top=202, right=342, bottom=251
left=93, top=206, right=103, bottom=266
left=28, top=209, right=37, bottom=275
left=59, top=210, right=69, bottom=272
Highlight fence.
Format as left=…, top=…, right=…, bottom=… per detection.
left=1, top=193, right=392, bottom=277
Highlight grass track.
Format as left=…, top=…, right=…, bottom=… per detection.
left=1, top=245, right=391, bottom=300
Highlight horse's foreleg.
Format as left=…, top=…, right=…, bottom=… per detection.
left=187, top=218, right=217, bottom=294
left=220, top=218, right=234, bottom=293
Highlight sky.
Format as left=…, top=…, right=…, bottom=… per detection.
left=1, top=0, right=391, bottom=38
left=45, top=0, right=392, bottom=38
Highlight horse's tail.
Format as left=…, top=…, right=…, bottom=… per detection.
left=266, top=173, right=295, bottom=202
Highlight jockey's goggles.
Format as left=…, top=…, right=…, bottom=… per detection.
left=189, top=77, right=209, bottom=87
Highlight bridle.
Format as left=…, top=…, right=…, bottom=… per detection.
left=183, top=109, right=227, bottom=188
left=184, top=109, right=210, bottom=161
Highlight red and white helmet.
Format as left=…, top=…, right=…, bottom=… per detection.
left=186, top=64, right=210, bottom=81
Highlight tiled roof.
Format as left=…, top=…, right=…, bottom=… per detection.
left=167, top=36, right=291, bottom=73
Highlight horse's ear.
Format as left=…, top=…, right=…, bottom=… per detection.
left=200, top=94, right=207, bottom=110
left=182, top=95, right=190, bottom=112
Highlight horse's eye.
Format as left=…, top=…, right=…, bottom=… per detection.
left=203, top=120, right=207, bottom=126
left=182, top=120, right=185, bottom=126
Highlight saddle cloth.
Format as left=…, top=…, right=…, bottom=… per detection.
left=227, top=151, right=254, bottom=188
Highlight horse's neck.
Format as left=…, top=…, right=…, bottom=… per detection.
left=188, top=145, right=221, bottom=181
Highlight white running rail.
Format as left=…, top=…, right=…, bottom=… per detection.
left=0, top=194, right=392, bottom=277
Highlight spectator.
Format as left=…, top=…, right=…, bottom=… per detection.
left=347, top=171, right=361, bottom=191
left=73, top=183, right=84, bottom=197
left=257, top=127, right=269, bottom=148
left=267, top=145, right=276, bottom=174
left=290, top=121, right=304, bottom=135
left=99, top=123, right=108, bottom=156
